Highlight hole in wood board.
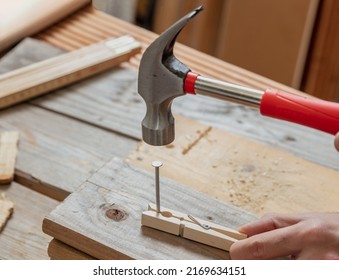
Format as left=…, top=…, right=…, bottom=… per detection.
left=99, top=203, right=128, bottom=222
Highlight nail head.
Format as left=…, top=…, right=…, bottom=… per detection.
left=152, top=161, right=163, bottom=168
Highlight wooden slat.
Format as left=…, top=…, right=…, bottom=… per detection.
left=0, top=131, right=19, bottom=184
left=0, top=183, right=59, bottom=259
left=0, top=36, right=141, bottom=110
left=43, top=157, right=256, bottom=260
left=128, top=116, right=339, bottom=214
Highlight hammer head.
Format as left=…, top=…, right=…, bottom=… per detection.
left=138, top=6, right=203, bottom=146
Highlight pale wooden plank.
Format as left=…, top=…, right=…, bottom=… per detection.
left=0, top=131, right=19, bottom=184
left=0, top=36, right=140, bottom=109
left=0, top=182, right=59, bottom=259
left=0, top=194, right=14, bottom=232
left=128, top=116, right=339, bottom=215
left=43, top=157, right=256, bottom=260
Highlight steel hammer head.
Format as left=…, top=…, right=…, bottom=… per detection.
left=138, top=6, right=203, bottom=146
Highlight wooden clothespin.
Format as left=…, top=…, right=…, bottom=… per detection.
left=142, top=203, right=247, bottom=251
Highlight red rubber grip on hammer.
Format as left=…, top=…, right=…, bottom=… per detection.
left=260, top=89, right=339, bottom=135
left=184, top=71, right=200, bottom=94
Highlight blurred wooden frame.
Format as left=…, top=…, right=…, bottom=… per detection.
left=0, top=0, right=91, bottom=52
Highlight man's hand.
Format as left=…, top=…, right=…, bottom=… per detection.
left=335, top=132, right=339, bottom=151
left=230, top=213, right=339, bottom=260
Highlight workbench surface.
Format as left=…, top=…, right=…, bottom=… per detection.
left=0, top=6, right=338, bottom=259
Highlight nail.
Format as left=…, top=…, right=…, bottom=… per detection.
left=152, top=161, right=163, bottom=213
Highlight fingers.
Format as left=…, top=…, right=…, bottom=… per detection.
left=230, top=223, right=302, bottom=259
left=238, top=213, right=300, bottom=237
left=335, top=132, right=339, bottom=151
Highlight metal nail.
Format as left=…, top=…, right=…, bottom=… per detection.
left=152, top=161, right=163, bottom=212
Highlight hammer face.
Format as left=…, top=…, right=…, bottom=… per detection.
left=138, top=6, right=203, bottom=146
left=142, top=102, right=175, bottom=146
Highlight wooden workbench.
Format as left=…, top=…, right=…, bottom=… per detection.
left=0, top=6, right=338, bottom=259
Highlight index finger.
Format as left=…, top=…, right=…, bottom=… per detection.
left=230, top=223, right=302, bottom=259
left=238, top=213, right=301, bottom=236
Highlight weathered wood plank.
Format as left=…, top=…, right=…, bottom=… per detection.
left=0, top=40, right=138, bottom=199
left=128, top=116, right=339, bottom=215
left=0, top=182, right=59, bottom=259
left=0, top=105, right=137, bottom=200
left=43, top=157, right=256, bottom=259
left=26, top=39, right=339, bottom=171
left=3, top=38, right=338, bottom=171
left=0, top=131, right=19, bottom=184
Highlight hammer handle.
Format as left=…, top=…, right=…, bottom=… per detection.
left=260, top=89, right=339, bottom=135
left=187, top=73, right=339, bottom=135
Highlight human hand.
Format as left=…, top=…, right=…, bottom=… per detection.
left=335, top=132, right=339, bottom=151
left=230, top=212, right=339, bottom=260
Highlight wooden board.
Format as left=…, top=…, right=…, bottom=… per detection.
left=0, top=36, right=140, bottom=109
left=0, top=183, right=59, bottom=259
left=43, top=157, right=256, bottom=260
left=0, top=131, right=19, bottom=184
left=7, top=38, right=336, bottom=171
left=128, top=116, right=339, bottom=215
left=0, top=39, right=137, bottom=200
left=0, top=194, right=14, bottom=232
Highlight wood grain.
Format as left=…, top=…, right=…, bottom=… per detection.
left=0, top=183, right=59, bottom=259
left=0, top=131, right=19, bottom=184
left=128, top=116, right=339, bottom=215
left=0, top=105, right=136, bottom=201
left=43, top=157, right=256, bottom=259
left=0, top=39, right=137, bottom=200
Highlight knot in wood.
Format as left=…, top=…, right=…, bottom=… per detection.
left=105, top=208, right=126, bottom=221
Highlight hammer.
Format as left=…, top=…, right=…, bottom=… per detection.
left=138, top=6, right=339, bottom=146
